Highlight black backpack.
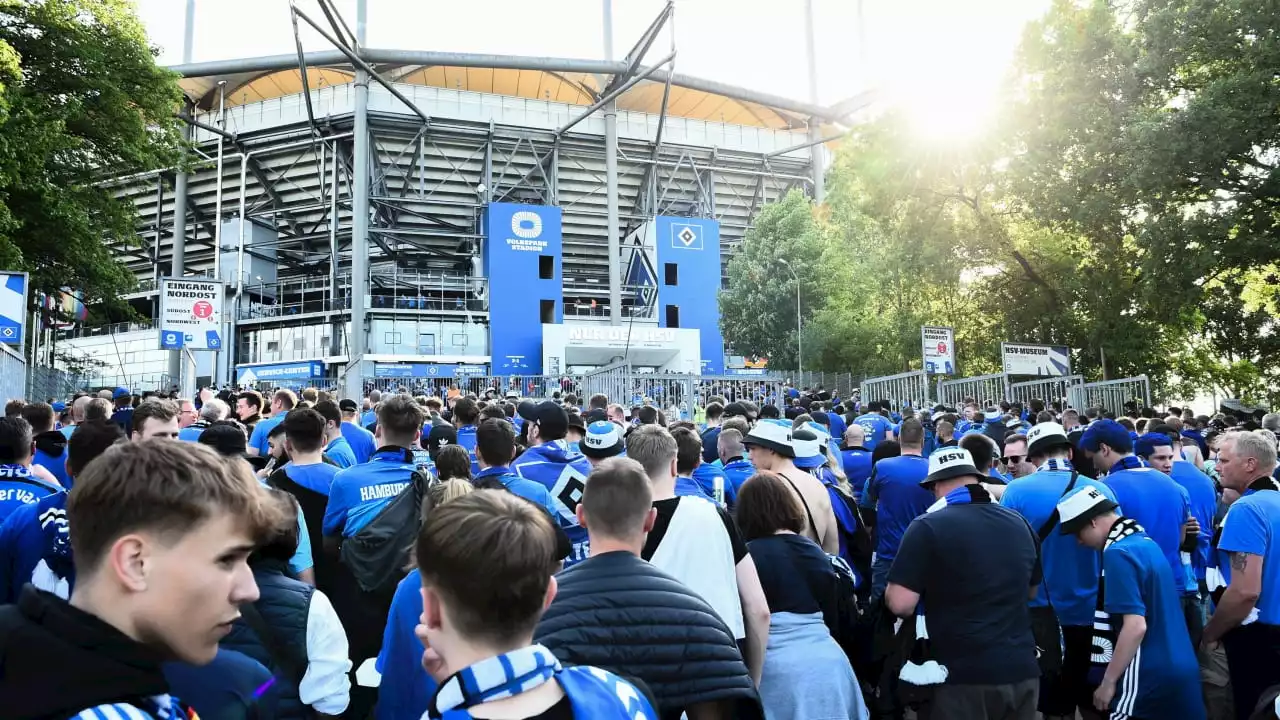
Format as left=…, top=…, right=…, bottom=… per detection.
left=339, top=468, right=430, bottom=595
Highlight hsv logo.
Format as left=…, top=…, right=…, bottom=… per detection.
left=671, top=223, right=703, bottom=250
left=511, top=211, right=543, bottom=239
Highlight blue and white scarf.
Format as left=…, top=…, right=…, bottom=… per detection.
left=1108, top=456, right=1147, bottom=474
left=1089, top=516, right=1142, bottom=685
left=925, top=483, right=993, bottom=513
left=428, top=644, right=560, bottom=718
left=37, top=501, right=73, bottom=597
left=1036, top=458, right=1074, bottom=474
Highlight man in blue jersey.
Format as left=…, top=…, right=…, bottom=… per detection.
left=861, top=416, right=932, bottom=602
left=452, top=396, right=481, bottom=474
left=674, top=425, right=732, bottom=508
left=1002, top=422, right=1118, bottom=720
left=854, top=401, right=895, bottom=452
left=338, top=399, right=376, bottom=463
left=324, top=395, right=424, bottom=540
left=511, top=400, right=593, bottom=565
left=700, top=401, right=725, bottom=464
left=361, top=389, right=381, bottom=429
left=1084, top=419, right=1196, bottom=597
left=716, top=428, right=755, bottom=497
left=271, top=407, right=340, bottom=589
left=22, top=403, right=70, bottom=490
left=1150, top=424, right=1217, bottom=592
left=0, top=417, right=62, bottom=523
left=473, top=418, right=557, bottom=517
left=1203, top=430, right=1280, bottom=717
left=1057, top=487, right=1203, bottom=720
left=841, top=425, right=873, bottom=502
left=248, top=388, right=296, bottom=457
left=314, top=400, right=358, bottom=468
left=109, top=387, right=134, bottom=436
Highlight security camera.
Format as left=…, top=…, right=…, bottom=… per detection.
left=476, top=183, right=487, bottom=196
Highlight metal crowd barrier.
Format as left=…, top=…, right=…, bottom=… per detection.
left=580, top=363, right=632, bottom=406
left=860, top=370, right=932, bottom=411
left=937, top=373, right=1009, bottom=409
left=363, top=375, right=583, bottom=402
left=1081, top=375, right=1151, bottom=414
left=1008, top=374, right=1086, bottom=410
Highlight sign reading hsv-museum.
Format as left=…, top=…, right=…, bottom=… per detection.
left=159, top=278, right=224, bottom=351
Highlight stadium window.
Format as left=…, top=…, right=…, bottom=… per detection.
left=664, top=263, right=678, bottom=286
left=540, top=299, right=555, bottom=324
left=539, top=255, right=554, bottom=280
left=665, top=304, right=680, bottom=328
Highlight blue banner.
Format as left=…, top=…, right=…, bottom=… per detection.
left=236, top=361, right=324, bottom=384
left=0, top=272, right=28, bottom=346
left=655, top=216, right=725, bottom=374
left=484, top=203, right=563, bottom=376
left=373, top=363, right=491, bottom=379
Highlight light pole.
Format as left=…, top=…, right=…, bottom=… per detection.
left=778, top=259, right=802, bottom=375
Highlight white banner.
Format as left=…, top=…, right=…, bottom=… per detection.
left=159, top=278, right=224, bottom=351
left=921, top=326, right=956, bottom=375
left=1001, top=342, right=1072, bottom=377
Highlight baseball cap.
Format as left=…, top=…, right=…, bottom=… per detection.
left=505, top=389, right=520, bottom=400
left=581, top=420, right=624, bottom=459
left=1079, top=418, right=1133, bottom=454
left=584, top=408, right=608, bottom=424
left=1026, top=422, right=1071, bottom=457
left=723, top=402, right=749, bottom=419
left=811, top=410, right=831, bottom=427
left=518, top=399, right=569, bottom=439
left=1057, top=486, right=1119, bottom=535
left=792, top=424, right=827, bottom=469
left=113, top=387, right=132, bottom=400
left=51, top=402, right=67, bottom=413
left=1134, top=432, right=1173, bottom=458
left=566, top=411, right=587, bottom=434
left=426, top=424, right=457, bottom=460
left=198, top=424, right=247, bottom=458
left=743, top=419, right=794, bottom=458
left=338, top=398, right=359, bottom=413
left=922, top=447, right=982, bottom=487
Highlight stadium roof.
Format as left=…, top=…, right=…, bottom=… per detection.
left=170, top=49, right=877, bottom=131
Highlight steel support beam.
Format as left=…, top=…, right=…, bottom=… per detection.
left=169, top=0, right=196, bottom=389
left=557, top=51, right=675, bottom=137
left=168, top=49, right=843, bottom=122
left=346, top=0, right=369, bottom=400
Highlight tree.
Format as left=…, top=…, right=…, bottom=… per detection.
left=0, top=0, right=184, bottom=319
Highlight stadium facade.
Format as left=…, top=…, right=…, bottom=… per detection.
left=60, top=1, right=871, bottom=398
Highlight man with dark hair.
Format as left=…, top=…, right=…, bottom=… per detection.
left=452, top=396, right=481, bottom=475
left=512, top=400, right=593, bottom=565
left=960, top=432, right=1003, bottom=482
left=314, top=400, right=357, bottom=468
left=0, top=440, right=285, bottom=719
left=0, top=417, right=62, bottom=521
left=410, top=490, right=658, bottom=719
left=886, top=447, right=1041, bottom=718
left=536, top=457, right=761, bottom=719
left=236, top=390, right=264, bottom=432
left=338, top=398, right=376, bottom=463
left=132, top=399, right=181, bottom=441
left=23, top=402, right=70, bottom=489
left=249, top=389, right=298, bottom=457
left=630, top=424, right=771, bottom=685
left=636, top=405, right=660, bottom=426
left=700, top=401, right=726, bottom=464
left=324, top=396, right=424, bottom=540
left=3, top=399, right=24, bottom=418
left=473, top=418, right=556, bottom=517
left=1001, top=422, right=1118, bottom=720
left=588, top=393, right=609, bottom=412
left=269, top=408, right=339, bottom=587
left=673, top=425, right=734, bottom=508
left=862, top=416, right=932, bottom=601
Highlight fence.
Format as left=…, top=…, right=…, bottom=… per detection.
left=1081, top=375, right=1151, bottom=414
left=937, top=373, right=1010, bottom=409
left=860, top=370, right=932, bottom=410
left=0, top=345, right=24, bottom=402
left=1008, top=375, right=1086, bottom=411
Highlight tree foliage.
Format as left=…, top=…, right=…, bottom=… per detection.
left=0, top=0, right=184, bottom=315
left=721, top=0, right=1280, bottom=405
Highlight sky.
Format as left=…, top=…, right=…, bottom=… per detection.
left=136, top=0, right=1052, bottom=112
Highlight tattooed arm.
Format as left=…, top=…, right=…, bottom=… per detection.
left=1202, top=552, right=1263, bottom=646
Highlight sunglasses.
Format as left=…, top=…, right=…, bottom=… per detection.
left=1001, top=454, right=1024, bottom=465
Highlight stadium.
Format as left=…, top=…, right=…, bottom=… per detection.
left=57, top=0, right=875, bottom=400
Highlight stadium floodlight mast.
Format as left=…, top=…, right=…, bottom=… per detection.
left=777, top=258, right=802, bottom=375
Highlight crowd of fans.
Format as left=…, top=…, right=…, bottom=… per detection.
left=0, top=384, right=1276, bottom=720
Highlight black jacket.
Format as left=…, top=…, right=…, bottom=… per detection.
left=0, top=587, right=179, bottom=719
left=534, top=551, right=763, bottom=720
